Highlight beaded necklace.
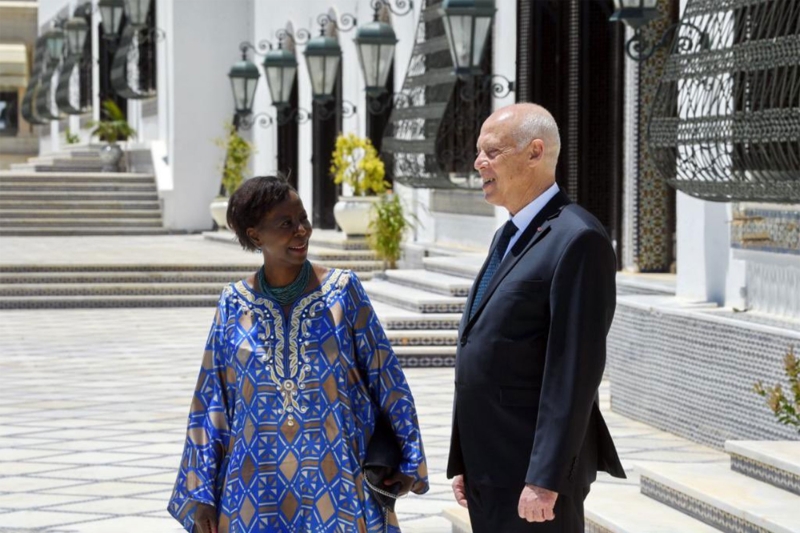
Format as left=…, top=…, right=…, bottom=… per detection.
left=256, top=261, right=312, bottom=306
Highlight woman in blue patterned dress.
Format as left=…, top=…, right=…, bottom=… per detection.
left=169, top=176, right=428, bottom=533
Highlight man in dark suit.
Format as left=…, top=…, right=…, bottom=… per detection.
left=447, top=103, right=626, bottom=531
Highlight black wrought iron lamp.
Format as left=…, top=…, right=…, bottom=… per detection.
left=304, top=17, right=346, bottom=102
left=262, top=39, right=298, bottom=110
left=440, top=0, right=514, bottom=99
left=98, top=0, right=125, bottom=41
left=44, top=25, right=66, bottom=66
left=353, top=0, right=417, bottom=115
left=228, top=47, right=264, bottom=130
left=64, top=17, right=89, bottom=58
left=301, top=14, right=358, bottom=119
left=610, top=0, right=709, bottom=61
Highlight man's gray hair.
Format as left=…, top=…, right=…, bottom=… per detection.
left=513, top=107, right=561, bottom=161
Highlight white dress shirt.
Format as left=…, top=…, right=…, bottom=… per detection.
left=502, top=182, right=561, bottom=260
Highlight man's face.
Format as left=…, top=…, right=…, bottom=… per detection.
left=473, top=118, right=532, bottom=212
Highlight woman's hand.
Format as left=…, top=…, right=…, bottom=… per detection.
left=194, top=503, right=218, bottom=533
left=382, top=471, right=415, bottom=496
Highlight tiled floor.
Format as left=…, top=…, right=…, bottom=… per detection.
left=0, top=235, right=728, bottom=532
left=0, top=307, right=456, bottom=532
left=0, top=305, right=727, bottom=533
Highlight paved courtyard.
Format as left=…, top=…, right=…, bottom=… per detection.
left=0, top=307, right=457, bottom=532
left=0, top=305, right=726, bottom=532
left=0, top=235, right=726, bottom=532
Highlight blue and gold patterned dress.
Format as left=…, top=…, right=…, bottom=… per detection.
left=169, top=269, right=428, bottom=533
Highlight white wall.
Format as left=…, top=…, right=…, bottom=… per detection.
left=163, top=0, right=254, bottom=231
left=675, top=193, right=744, bottom=306
left=250, top=0, right=426, bottom=226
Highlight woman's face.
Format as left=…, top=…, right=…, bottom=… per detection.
left=247, top=191, right=312, bottom=267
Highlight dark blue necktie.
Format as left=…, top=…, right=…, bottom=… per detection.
left=469, top=220, right=518, bottom=320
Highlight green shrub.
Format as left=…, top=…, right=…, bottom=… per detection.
left=214, top=122, right=254, bottom=197
left=368, top=193, right=415, bottom=270
left=87, top=100, right=135, bottom=143
left=754, top=345, right=800, bottom=433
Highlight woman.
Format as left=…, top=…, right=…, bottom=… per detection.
left=168, top=176, right=428, bottom=533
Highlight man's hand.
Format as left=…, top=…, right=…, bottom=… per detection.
left=451, top=475, right=468, bottom=508
left=518, top=484, right=558, bottom=522
left=194, top=503, right=217, bottom=533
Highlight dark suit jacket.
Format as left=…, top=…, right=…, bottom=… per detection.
left=447, top=190, right=626, bottom=496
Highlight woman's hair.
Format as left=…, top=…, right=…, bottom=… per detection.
left=226, top=175, right=296, bottom=251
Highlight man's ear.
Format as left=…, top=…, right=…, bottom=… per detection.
left=528, top=139, right=545, bottom=162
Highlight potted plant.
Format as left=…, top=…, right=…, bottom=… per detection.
left=210, top=122, right=254, bottom=230
left=329, top=133, right=389, bottom=236
left=87, top=100, right=135, bottom=172
left=368, top=191, right=415, bottom=270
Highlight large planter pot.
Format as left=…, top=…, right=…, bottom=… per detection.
left=333, top=195, right=379, bottom=237
left=210, top=197, right=229, bottom=230
left=99, top=143, right=123, bottom=172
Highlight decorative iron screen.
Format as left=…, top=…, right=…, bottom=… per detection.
left=111, top=0, right=157, bottom=100
left=381, top=0, right=492, bottom=189
left=648, top=0, right=800, bottom=203
left=20, top=37, right=49, bottom=125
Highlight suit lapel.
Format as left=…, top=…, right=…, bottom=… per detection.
left=463, top=191, right=571, bottom=332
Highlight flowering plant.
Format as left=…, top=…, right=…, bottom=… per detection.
left=329, top=133, right=389, bottom=196
left=754, top=345, right=800, bottom=433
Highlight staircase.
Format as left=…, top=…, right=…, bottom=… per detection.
left=0, top=148, right=166, bottom=236
left=584, top=440, right=800, bottom=533
left=312, top=233, right=478, bottom=367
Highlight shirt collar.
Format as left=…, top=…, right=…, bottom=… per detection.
left=509, top=182, right=560, bottom=233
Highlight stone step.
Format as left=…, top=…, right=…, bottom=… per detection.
left=0, top=182, right=156, bottom=192
left=383, top=269, right=472, bottom=297
left=585, top=483, right=721, bottom=533
left=371, top=300, right=461, bottom=330
left=316, top=261, right=381, bottom=274
left=0, top=271, right=250, bottom=284
left=0, top=218, right=163, bottom=228
left=362, top=279, right=466, bottom=314
left=0, top=174, right=153, bottom=184
left=0, top=191, right=159, bottom=201
left=422, top=255, right=482, bottom=280
left=8, top=162, right=36, bottom=171
left=0, top=282, right=227, bottom=297
left=33, top=165, right=119, bottom=173
left=0, top=264, right=257, bottom=273
left=725, top=441, right=800, bottom=496
left=307, top=245, right=378, bottom=262
left=0, top=294, right=219, bottom=309
left=0, top=227, right=170, bottom=236
left=385, top=329, right=457, bottom=346
left=442, top=507, right=471, bottom=533
left=0, top=171, right=152, bottom=178
left=0, top=200, right=161, bottom=210
left=392, top=345, right=455, bottom=368
left=29, top=153, right=102, bottom=164
left=0, top=209, right=162, bottom=219
left=309, top=230, right=370, bottom=250
left=639, top=463, right=800, bottom=533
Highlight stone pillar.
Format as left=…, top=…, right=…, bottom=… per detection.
left=622, top=0, right=676, bottom=273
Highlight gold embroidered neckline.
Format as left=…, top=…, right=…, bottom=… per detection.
left=231, top=269, right=351, bottom=426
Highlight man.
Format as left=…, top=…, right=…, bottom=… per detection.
left=447, top=103, right=626, bottom=532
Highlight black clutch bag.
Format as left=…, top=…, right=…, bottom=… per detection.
left=363, top=413, right=403, bottom=512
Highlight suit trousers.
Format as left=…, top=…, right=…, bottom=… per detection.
left=465, top=478, right=589, bottom=533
